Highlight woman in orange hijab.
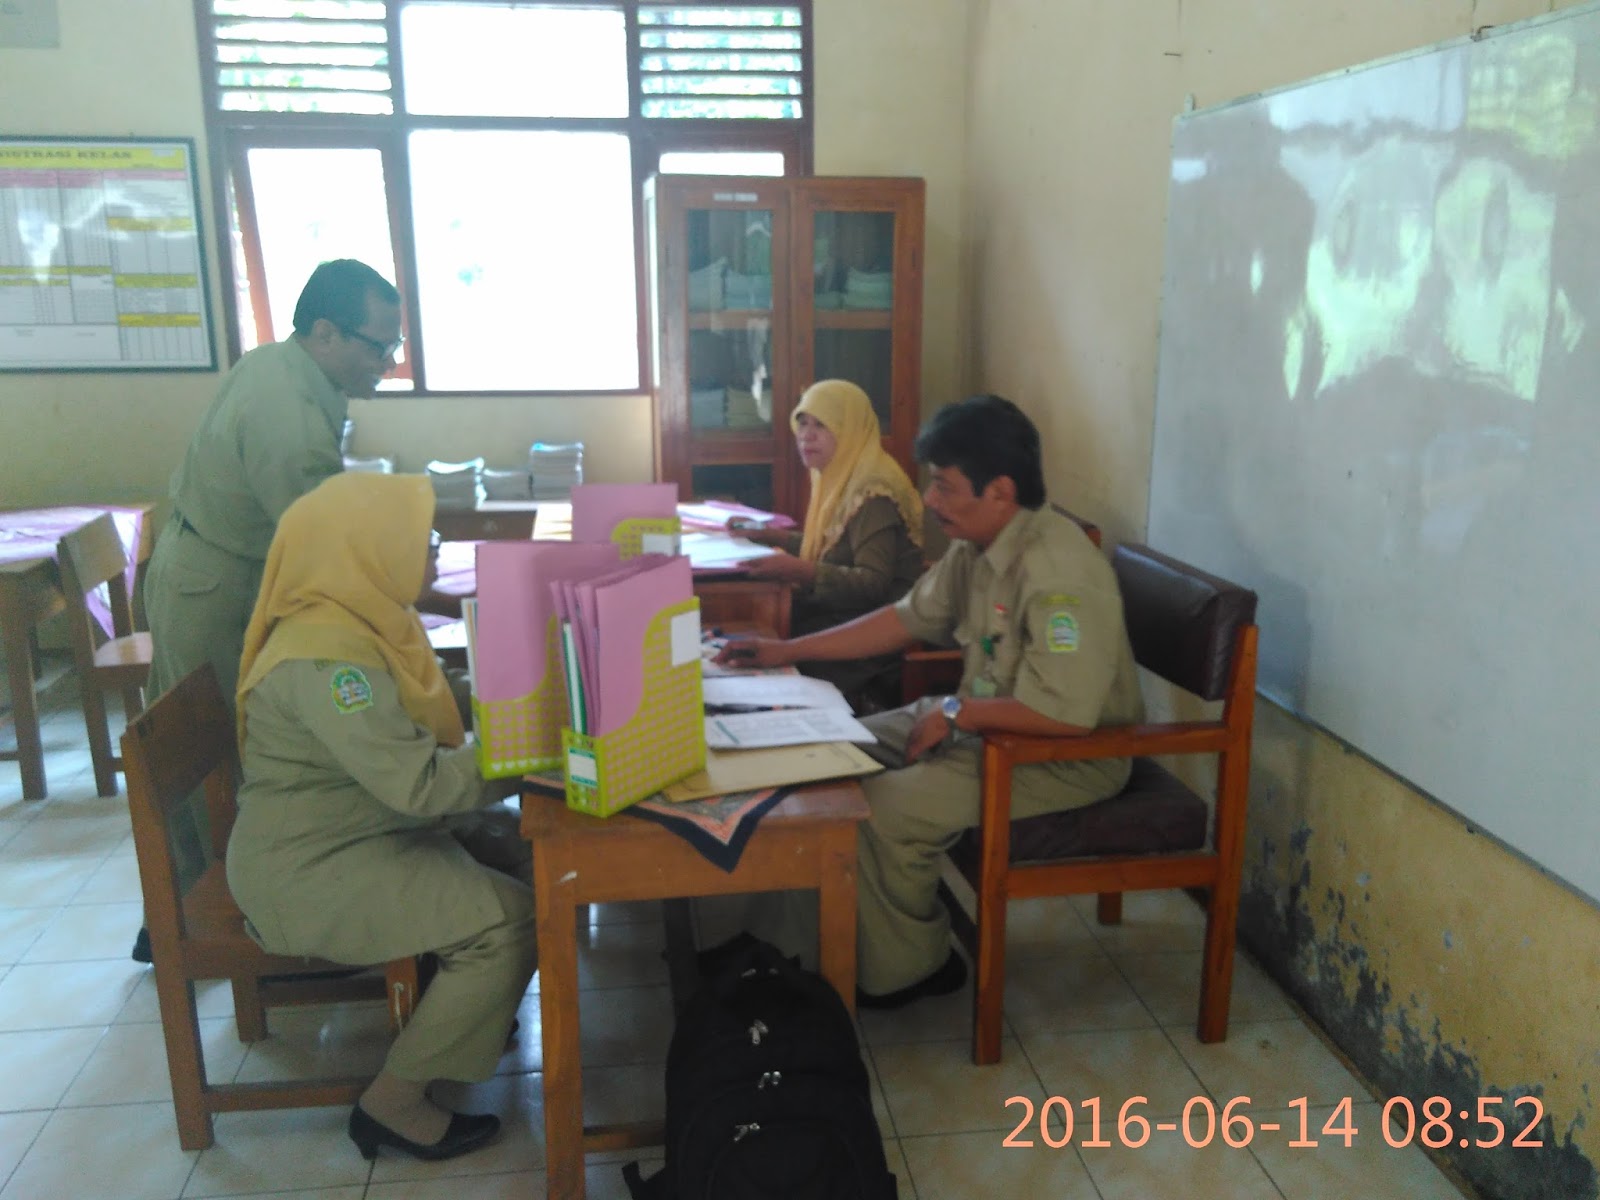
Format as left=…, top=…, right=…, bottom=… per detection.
left=742, top=379, right=925, bottom=701
left=227, top=472, right=534, bottom=1164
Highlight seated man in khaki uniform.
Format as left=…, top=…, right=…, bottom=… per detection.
left=715, top=394, right=1144, bottom=1007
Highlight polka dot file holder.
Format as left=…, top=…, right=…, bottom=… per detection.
left=562, top=597, right=706, bottom=817
left=611, top=516, right=681, bottom=558
left=474, top=615, right=567, bottom=778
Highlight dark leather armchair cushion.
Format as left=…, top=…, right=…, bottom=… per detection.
left=1114, top=543, right=1257, bottom=701
left=951, top=758, right=1208, bottom=868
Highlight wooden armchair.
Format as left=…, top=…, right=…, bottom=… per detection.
left=938, top=543, right=1258, bottom=1064
left=121, top=664, right=422, bottom=1150
left=57, top=513, right=152, bottom=796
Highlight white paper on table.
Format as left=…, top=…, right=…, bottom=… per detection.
left=705, top=707, right=878, bottom=749
left=701, top=674, right=853, bottom=712
left=677, top=502, right=786, bottom=530
left=680, top=531, right=781, bottom=571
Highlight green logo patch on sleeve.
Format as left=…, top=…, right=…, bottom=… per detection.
left=1046, top=610, right=1080, bottom=653
left=329, top=666, right=374, bottom=713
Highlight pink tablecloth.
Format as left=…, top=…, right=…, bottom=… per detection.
left=0, top=505, right=147, bottom=637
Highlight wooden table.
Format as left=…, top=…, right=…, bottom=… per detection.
left=520, top=781, right=869, bottom=1200
left=1, top=505, right=154, bottom=799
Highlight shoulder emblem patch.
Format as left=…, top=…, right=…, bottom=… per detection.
left=329, top=666, right=374, bottom=713
left=1046, top=610, right=1080, bottom=654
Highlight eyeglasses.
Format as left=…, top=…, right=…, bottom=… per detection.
left=340, top=326, right=404, bottom=360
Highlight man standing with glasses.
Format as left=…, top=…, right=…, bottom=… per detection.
left=133, top=259, right=402, bottom=961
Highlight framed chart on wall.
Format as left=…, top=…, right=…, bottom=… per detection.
left=0, top=136, right=216, bottom=372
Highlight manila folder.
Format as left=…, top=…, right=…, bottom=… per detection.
left=661, top=740, right=883, bottom=803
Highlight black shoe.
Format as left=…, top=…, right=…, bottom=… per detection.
left=131, top=927, right=152, bottom=964
left=348, top=1104, right=501, bottom=1162
left=856, top=950, right=968, bottom=1011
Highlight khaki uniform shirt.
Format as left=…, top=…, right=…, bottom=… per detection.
left=895, top=504, right=1145, bottom=732
left=170, top=338, right=347, bottom=562
left=227, top=659, right=511, bottom=963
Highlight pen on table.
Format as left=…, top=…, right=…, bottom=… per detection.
left=712, top=718, right=741, bottom=746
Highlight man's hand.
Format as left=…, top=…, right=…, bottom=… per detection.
left=740, top=549, right=815, bottom=585
left=712, top=636, right=793, bottom=670
left=904, top=707, right=953, bottom=762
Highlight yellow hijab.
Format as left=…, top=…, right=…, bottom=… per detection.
left=236, top=472, right=464, bottom=749
left=793, top=380, right=924, bottom=563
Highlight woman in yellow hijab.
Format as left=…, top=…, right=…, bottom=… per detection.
left=742, top=379, right=925, bottom=701
left=227, top=472, right=535, bottom=1164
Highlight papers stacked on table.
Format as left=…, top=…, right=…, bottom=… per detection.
left=481, top=468, right=533, bottom=501
left=426, top=457, right=484, bottom=511
left=528, top=441, right=583, bottom=502
left=706, top=707, right=876, bottom=750
left=700, top=672, right=877, bottom=750
left=676, top=500, right=793, bottom=531
left=679, top=531, right=778, bottom=573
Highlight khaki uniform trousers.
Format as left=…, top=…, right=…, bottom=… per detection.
left=716, top=698, right=1128, bottom=996
left=245, top=806, right=536, bottom=1085
left=390, top=808, right=537, bottom=1084
left=143, top=515, right=266, bottom=891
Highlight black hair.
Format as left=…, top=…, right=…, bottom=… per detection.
left=913, top=393, right=1047, bottom=508
left=291, top=259, right=400, bottom=336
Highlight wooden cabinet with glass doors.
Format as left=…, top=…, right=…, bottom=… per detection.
left=646, top=175, right=924, bottom=519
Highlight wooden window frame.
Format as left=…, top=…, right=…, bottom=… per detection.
left=194, top=0, right=813, bottom=396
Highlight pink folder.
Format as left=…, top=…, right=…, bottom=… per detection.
left=570, top=482, right=678, bottom=544
left=473, top=541, right=621, bottom=703
left=588, top=555, right=695, bottom=735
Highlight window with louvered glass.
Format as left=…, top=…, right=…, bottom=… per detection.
left=198, top=1, right=811, bottom=393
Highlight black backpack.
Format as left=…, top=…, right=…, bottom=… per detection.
left=623, top=939, right=898, bottom=1200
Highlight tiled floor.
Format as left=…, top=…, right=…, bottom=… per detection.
left=0, top=663, right=1471, bottom=1199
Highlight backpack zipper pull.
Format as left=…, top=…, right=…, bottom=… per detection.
left=758, top=1070, right=782, bottom=1088
left=733, top=1122, right=761, bottom=1142
left=749, top=1018, right=769, bottom=1045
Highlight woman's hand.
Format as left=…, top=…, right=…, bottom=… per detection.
left=740, top=549, right=816, bottom=585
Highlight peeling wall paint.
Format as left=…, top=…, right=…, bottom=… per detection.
left=1239, top=700, right=1600, bottom=1199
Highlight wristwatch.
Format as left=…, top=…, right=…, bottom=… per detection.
left=940, top=694, right=963, bottom=734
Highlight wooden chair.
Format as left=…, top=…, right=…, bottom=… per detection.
left=935, top=542, right=1258, bottom=1064
left=121, top=663, right=422, bottom=1150
left=56, top=513, right=152, bottom=797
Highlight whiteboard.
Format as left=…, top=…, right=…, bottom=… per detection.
left=1148, top=3, right=1600, bottom=904
left=0, top=136, right=216, bottom=372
